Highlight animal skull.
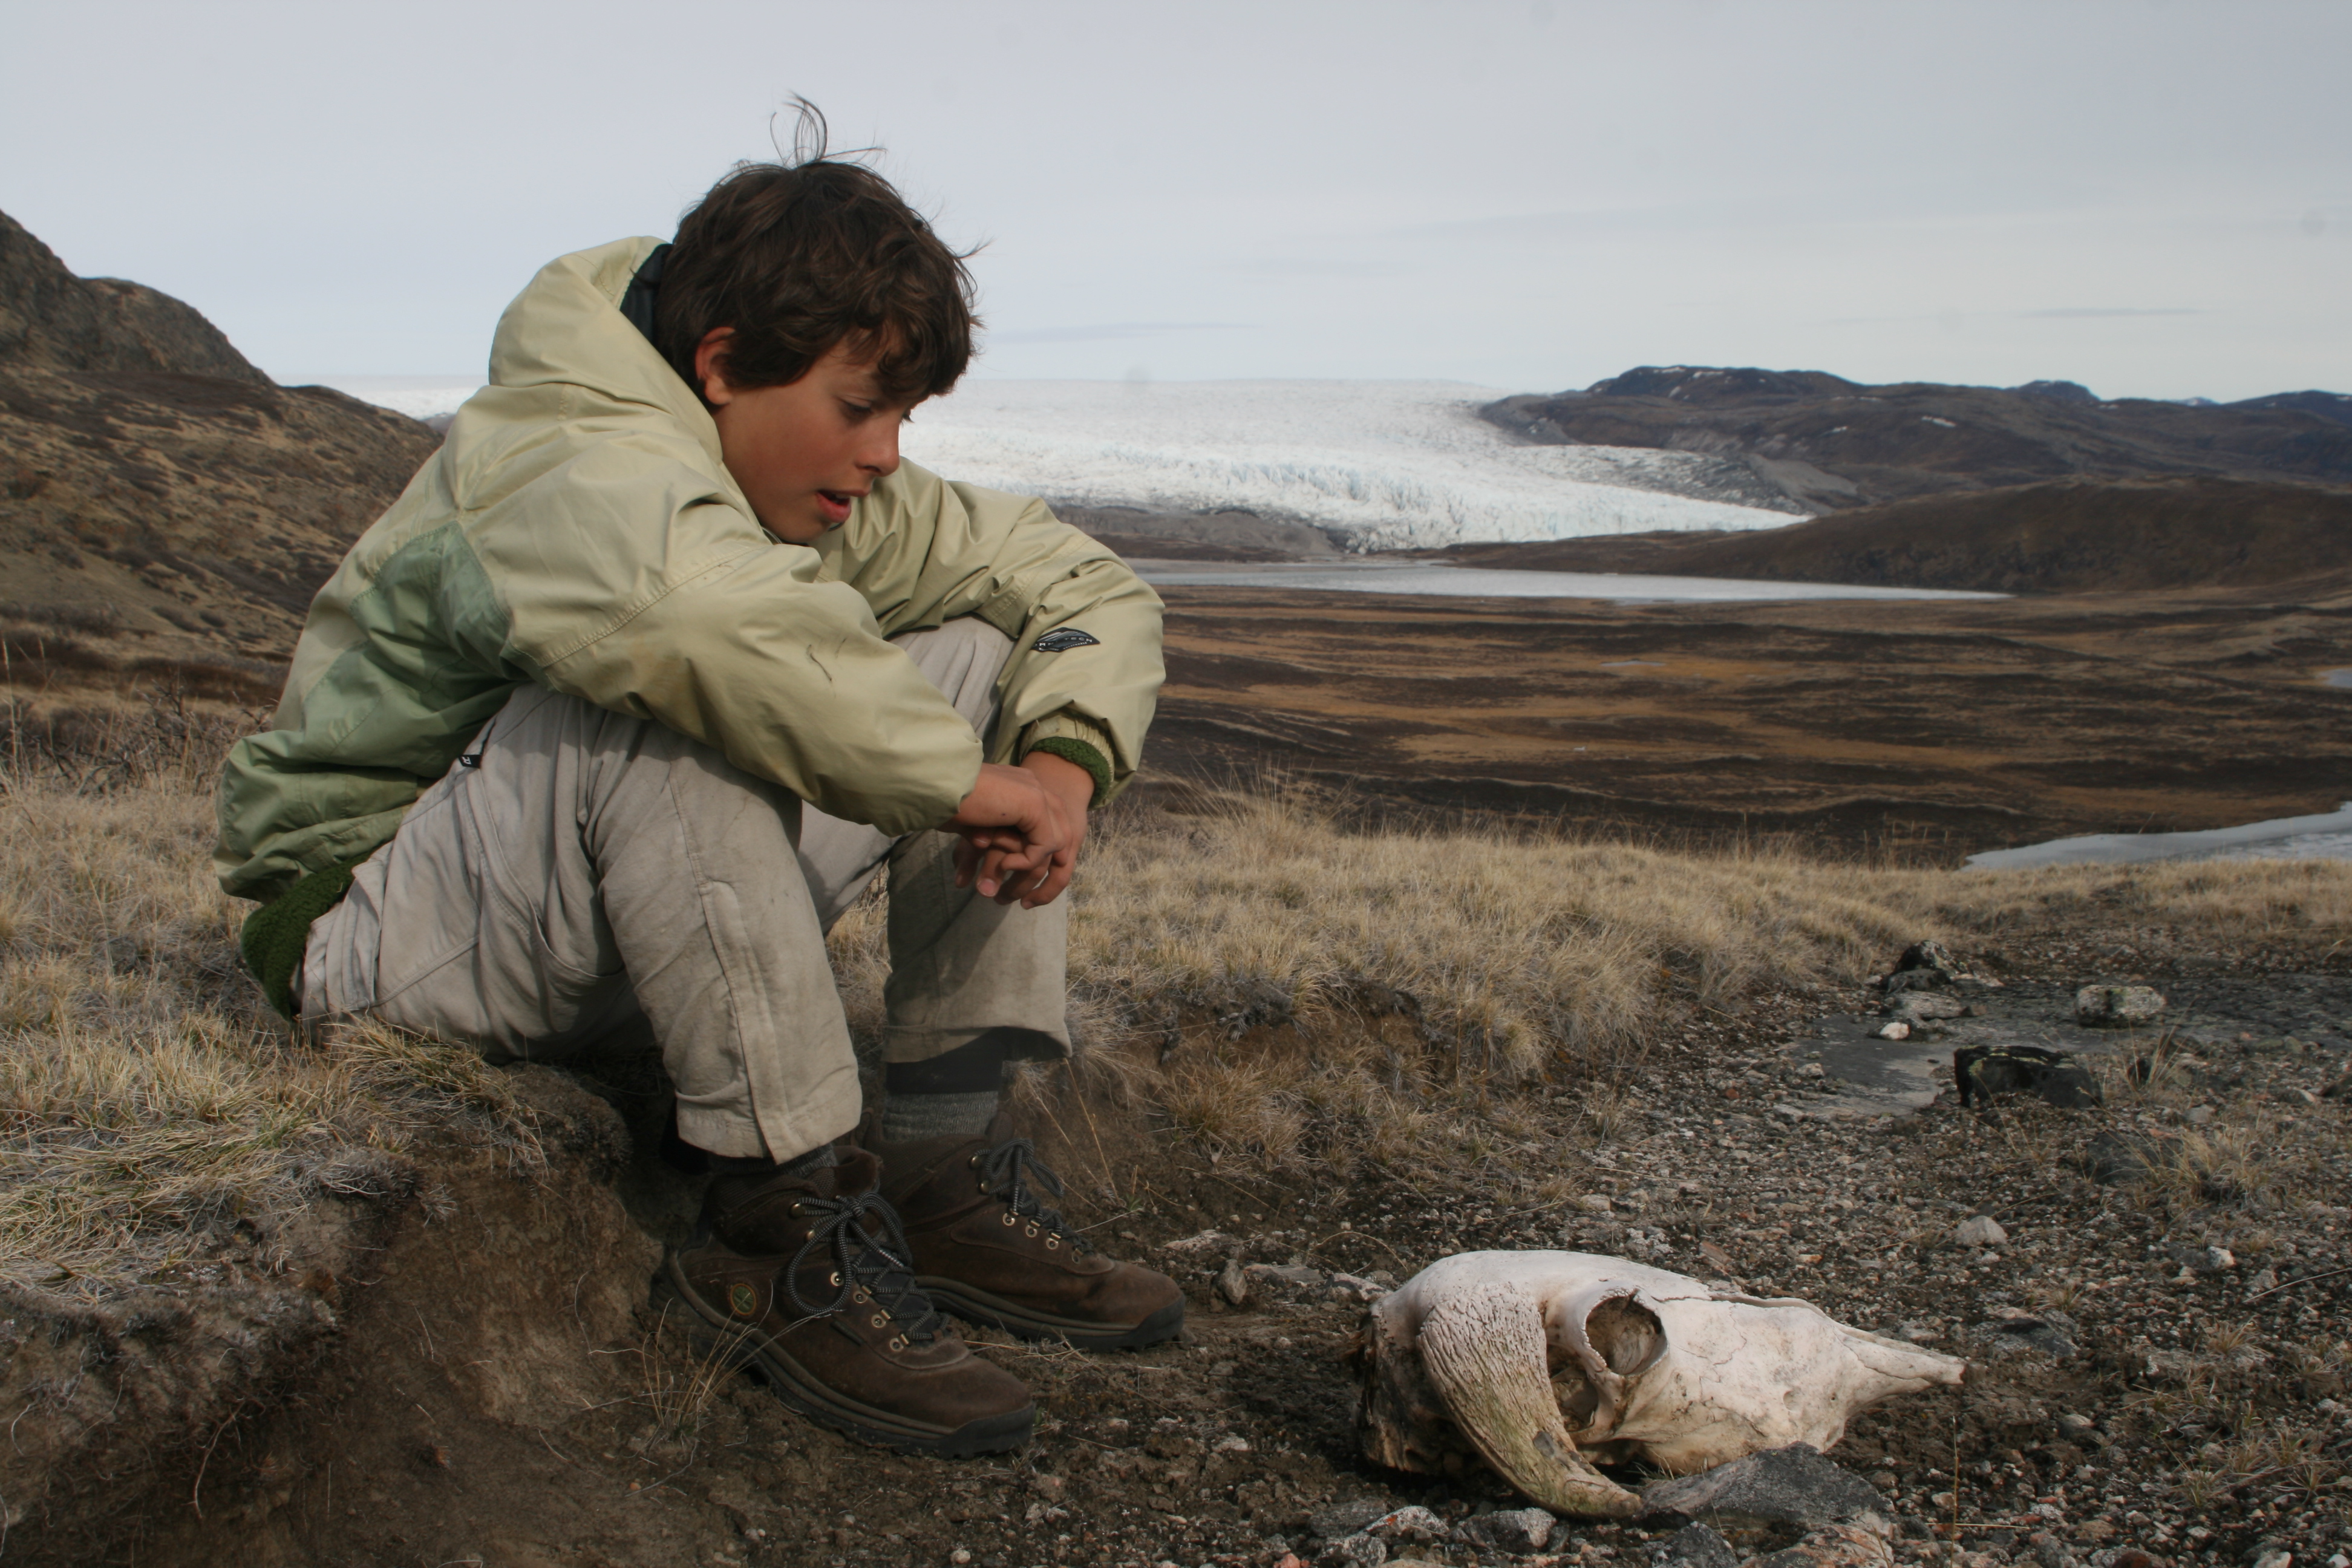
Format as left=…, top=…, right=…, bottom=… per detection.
left=1354, top=1251, right=1965, bottom=1517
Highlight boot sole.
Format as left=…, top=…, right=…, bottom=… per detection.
left=658, top=1262, right=1033, bottom=1458
left=916, top=1276, right=1186, bottom=1351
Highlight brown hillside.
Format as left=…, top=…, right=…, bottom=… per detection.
left=1433, top=475, right=2352, bottom=595
left=0, top=209, right=439, bottom=681
left=1484, top=364, right=2352, bottom=511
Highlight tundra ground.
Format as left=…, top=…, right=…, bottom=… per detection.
left=0, top=722, right=2345, bottom=1567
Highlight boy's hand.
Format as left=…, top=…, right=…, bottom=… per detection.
left=943, top=759, right=1089, bottom=908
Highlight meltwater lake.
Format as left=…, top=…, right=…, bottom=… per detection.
left=1129, top=557, right=2007, bottom=603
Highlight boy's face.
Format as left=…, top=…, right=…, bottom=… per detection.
left=696, top=332, right=920, bottom=546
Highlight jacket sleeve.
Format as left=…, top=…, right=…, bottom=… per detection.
left=818, top=462, right=1165, bottom=801
left=469, top=428, right=984, bottom=834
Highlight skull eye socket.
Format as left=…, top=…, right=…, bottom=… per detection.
left=1586, top=1296, right=1665, bottom=1376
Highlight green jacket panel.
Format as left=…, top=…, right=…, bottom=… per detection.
left=215, top=237, right=1163, bottom=903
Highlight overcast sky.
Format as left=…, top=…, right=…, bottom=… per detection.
left=4, top=0, right=2345, bottom=401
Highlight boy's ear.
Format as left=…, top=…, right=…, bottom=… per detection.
left=693, top=328, right=738, bottom=405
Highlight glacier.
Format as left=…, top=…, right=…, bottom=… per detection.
left=899, top=379, right=1799, bottom=550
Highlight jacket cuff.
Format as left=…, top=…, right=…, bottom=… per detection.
left=238, top=858, right=362, bottom=1021
left=1019, top=712, right=1117, bottom=805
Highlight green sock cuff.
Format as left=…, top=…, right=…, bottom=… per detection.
left=238, top=860, right=361, bottom=1021
left=1024, top=736, right=1110, bottom=805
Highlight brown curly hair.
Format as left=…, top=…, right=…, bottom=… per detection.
left=652, top=106, right=978, bottom=406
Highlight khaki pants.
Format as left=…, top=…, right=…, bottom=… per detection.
left=298, top=619, right=1070, bottom=1162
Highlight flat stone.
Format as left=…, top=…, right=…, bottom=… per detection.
left=1311, top=1498, right=1396, bottom=1540
left=1952, top=1214, right=2008, bottom=1247
left=2074, top=984, right=2165, bottom=1028
left=1455, top=1506, right=1557, bottom=1553
left=1968, top=1313, right=2080, bottom=1360
left=1369, top=1505, right=1447, bottom=1543
left=1316, top=1534, right=1388, bottom=1568
left=1642, top=1445, right=1890, bottom=1541
left=1746, top=1523, right=1895, bottom=1568
left=1643, top=1521, right=1741, bottom=1568
left=1246, top=1262, right=1327, bottom=1292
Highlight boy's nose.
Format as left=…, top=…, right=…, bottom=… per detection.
left=859, top=423, right=901, bottom=477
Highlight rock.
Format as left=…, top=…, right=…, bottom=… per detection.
left=1369, top=1505, right=1446, bottom=1543
left=1311, top=1499, right=1396, bottom=1540
left=1875, top=1022, right=1911, bottom=1041
left=1952, top=1215, right=2008, bottom=1248
left=1329, top=1272, right=1390, bottom=1304
left=2074, top=984, right=2164, bottom=1028
left=1163, top=1229, right=1240, bottom=1256
left=1883, top=969, right=1952, bottom=998
left=1456, top=1507, right=1557, bottom=1553
left=1217, top=1256, right=1250, bottom=1307
left=1954, top=1045, right=2102, bottom=1109
left=1887, top=992, right=1969, bottom=1025
left=1748, top=1523, right=1896, bottom=1568
left=1968, top=1313, right=2080, bottom=1359
left=2186, top=1103, right=2215, bottom=1125
left=2249, top=1552, right=2291, bottom=1568
left=1897, top=939, right=1963, bottom=978
left=1578, top=1194, right=1616, bottom=1213
left=1246, top=1262, right=1327, bottom=1296
left=1641, top=1445, right=1891, bottom=1541
left=2171, top=1244, right=2235, bottom=1274
left=2322, top=1073, right=2349, bottom=1100
left=1645, top=1521, right=1741, bottom=1568
left=1317, top=1534, right=1387, bottom=1568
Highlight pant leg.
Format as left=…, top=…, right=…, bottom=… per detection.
left=301, top=682, right=857, bottom=1162
left=794, top=618, right=1072, bottom=1066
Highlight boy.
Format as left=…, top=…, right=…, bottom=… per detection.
left=214, top=140, right=1177, bottom=1457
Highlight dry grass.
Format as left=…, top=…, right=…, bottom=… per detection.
left=14, top=730, right=2352, bottom=1285
left=0, top=737, right=540, bottom=1296
left=833, top=788, right=2352, bottom=1172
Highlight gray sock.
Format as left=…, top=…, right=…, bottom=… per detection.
left=877, top=1033, right=1010, bottom=1144
left=877, top=1088, right=1000, bottom=1144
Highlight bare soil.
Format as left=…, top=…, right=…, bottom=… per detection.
left=14, top=939, right=2345, bottom=1568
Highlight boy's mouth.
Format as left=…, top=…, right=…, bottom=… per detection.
left=815, top=489, right=860, bottom=526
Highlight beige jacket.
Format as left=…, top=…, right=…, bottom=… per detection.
left=215, top=237, right=1162, bottom=902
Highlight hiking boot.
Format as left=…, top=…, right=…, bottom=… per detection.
left=870, top=1118, right=1185, bottom=1351
left=664, top=1148, right=1033, bottom=1456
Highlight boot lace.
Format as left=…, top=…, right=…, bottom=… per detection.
left=976, top=1138, right=1095, bottom=1256
left=783, top=1189, right=949, bottom=1342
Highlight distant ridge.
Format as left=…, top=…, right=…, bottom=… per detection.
left=0, top=211, right=270, bottom=385
left=0, top=208, right=439, bottom=672
left=1434, top=474, right=2352, bottom=596
left=1484, top=365, right=2352, bottom=513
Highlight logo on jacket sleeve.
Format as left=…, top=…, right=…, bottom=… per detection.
left=1032, top=629, right=1100, bottom=653
left=729, top=1282, right=759, bottom=1317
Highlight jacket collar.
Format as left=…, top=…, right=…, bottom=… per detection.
left=486, top=237, right=725, bottom=471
